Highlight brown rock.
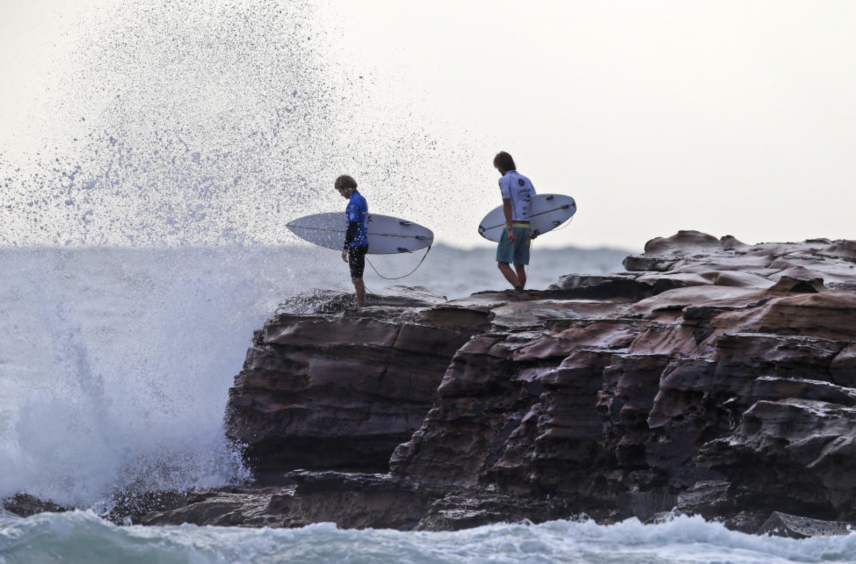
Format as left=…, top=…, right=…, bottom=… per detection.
left=204, top=233, right=856, bottom=532
left=225, top=287, right=475, bottom=480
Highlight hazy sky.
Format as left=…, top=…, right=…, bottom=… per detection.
left=2, top=1, right=855, bottom=249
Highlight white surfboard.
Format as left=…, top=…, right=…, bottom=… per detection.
left=287, top=213, right=433, bottom=254
left=477, top=194, right=577, bottom=242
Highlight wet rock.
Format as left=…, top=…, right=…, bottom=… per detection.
left=548, top=274, right=654, bottom=300
left=277, top=285, right=446, bottom=314
left=416, top=493, right=566, bottom=531
left=622, top=255, right=679, bottom=272
left=107, top=490, right=190, bottom=525
left=723, top=510, right=769, bottom=534
left=141, top=473, right=434, bottom=530
left=757, top=511, right=854, bottom=538
left=141, top=487, right=286, bottom=527
left=615, top=491, right=677, bottom=523
left=2, top=494, right=68, bottom=518
left=831, top=344, right=856, bottom=388
left=713, top=332, right=846, bottom=382
left=675, top=480, right=747, bottom=523
left=699, top=399, right=856, bottom=512
left=265, top=472, right=427, bottom=530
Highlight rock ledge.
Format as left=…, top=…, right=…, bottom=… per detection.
left=11, top=232, right=856, bottom=536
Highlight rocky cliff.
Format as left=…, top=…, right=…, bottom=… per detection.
left=139, top=232, right=856, bottom=532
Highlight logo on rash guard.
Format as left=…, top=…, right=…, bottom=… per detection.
left=518, top=179, right=525, bottom=186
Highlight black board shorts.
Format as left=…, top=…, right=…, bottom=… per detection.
left=348, top=245, right=368, bottom=278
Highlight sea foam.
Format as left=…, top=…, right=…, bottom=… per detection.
left=2, top=511, right=855, bottom=564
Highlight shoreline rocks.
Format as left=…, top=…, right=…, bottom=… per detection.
left=8, top=231, right=856, bottom=537
left=151, top=232, right=856, bottom=532
left=224, top=287, right=475, bottom=481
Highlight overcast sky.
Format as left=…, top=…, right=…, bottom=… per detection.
left=2, top=1, right=855, bottom=249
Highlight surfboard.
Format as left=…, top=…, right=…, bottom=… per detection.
left=287, top=213, right=434, bottom=254
left=477, top=194, right=577, bottom=242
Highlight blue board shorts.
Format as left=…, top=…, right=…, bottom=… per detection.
left=496, top=224, right=531, bottom=265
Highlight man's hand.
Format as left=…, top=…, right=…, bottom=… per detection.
left=342, top=249, right=348, bottom=262
left=507, top=229, right=516, bottom=243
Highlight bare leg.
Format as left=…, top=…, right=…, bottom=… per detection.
left=497, top=262, right=521, bottom=289
left=514, top=265, right=527, bottom=290
left=352, top=277, right=366, bottom=307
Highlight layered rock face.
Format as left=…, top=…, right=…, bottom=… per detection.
left=144, top=232, right=856, bottom=532
left=225, top=288, right=476, bottom=481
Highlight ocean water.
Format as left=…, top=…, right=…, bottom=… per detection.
left=3, top=511, right=856, bottom=564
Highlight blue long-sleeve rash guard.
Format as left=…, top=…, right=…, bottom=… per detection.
left=343, top=190, right=369, bottom=249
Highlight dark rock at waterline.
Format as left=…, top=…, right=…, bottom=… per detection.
left=1, top=491, right=195, bottom=526
left=138, top=472, right=578, bottom=531
left=106, top=490, right=191, bottom=525
left=140, top=486, right=288, bottom=528
left=758, top=511, right=854, bottom=538
left=141, top=473, right=429, bottom=530
left=2, top=494, right=68, bottom=518
left=145, top=232, right=856, bottom=533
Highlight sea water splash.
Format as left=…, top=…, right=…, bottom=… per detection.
left=1, top=0, right=483, bottom=249
left=2, top=0, right=339, bottom=247
left=0, top=247, right=313, bottom=507
left=2, top=512, right=855, bottom=564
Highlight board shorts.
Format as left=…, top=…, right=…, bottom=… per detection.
left=496, top=224, right=531, bottom=266
left=348, top=245, right=369, bottom=278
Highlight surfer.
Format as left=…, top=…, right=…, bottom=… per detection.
left=494, top=151, right=536, bottom=293
left=335, top=175, right=369, bottom=307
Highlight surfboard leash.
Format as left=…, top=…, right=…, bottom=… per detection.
left=365, top=245, right=432, bottom=281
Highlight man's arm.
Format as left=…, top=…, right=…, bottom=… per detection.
left=341, top=221, right=358, bottom=261
left=343, top=221, right=358, bottom=249
left=503, top=199, right=516, bottom=242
